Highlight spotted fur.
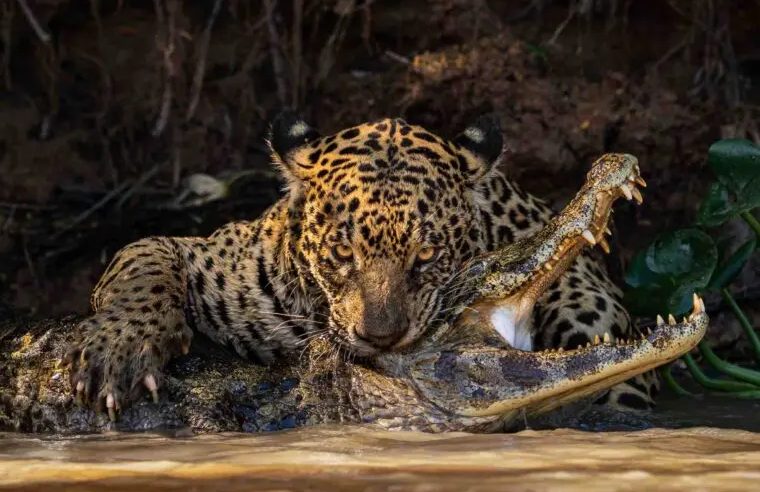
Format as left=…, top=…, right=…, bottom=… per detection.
left=65, top=114, right=657, bottom=413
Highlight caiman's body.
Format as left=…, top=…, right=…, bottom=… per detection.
left=0, top=154, right=707, bottom=433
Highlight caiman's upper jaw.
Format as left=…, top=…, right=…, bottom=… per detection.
left=467, top=153, right=646, bottom=351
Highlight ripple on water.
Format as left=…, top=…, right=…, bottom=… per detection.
left=2, top=426, right=760, bottom=491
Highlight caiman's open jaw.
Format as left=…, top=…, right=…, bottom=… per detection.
left=463, top=153, right=647, bottom=352
left=398, top=153, right=707, bottom=427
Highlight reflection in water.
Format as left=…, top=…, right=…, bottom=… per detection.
left=3, top=425, right=760, bottom=491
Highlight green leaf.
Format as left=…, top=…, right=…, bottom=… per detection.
left=707, top=237, right=757, bottom=290
left=624, top=229, right=717, bottom=316
left=624, top=250, right=664, bottom=288
left=623, top=285, right=673, bottom=317
left=644, top=229, right=717, bottom=283
left=697, top=182, right=737, bottom=227
left=708, top=139, right=760, bottom=212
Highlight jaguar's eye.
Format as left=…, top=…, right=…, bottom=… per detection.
left=332, top=244, right=354, bottom=262
left=416, top=246, right=438, bottom=264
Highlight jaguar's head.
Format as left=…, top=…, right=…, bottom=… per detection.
left=269, top=113, right=503, bottom=356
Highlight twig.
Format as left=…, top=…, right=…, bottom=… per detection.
left=152, top=0, right=177, bottom=137
left=53, top=180, right=132, bottom=238
left=0, top=201, right=54, bottom=210
left=116, top=164, right=162, bottom=208
left=546, top=0, right=577, bottom=46
left=1, top=0, right=13, bottom=89
left=384, top=50, right=410, bottom=65
left=22, top=236, right=42, bottom=294
left=15, top=0, right=50, bottom=43
left=1, top=204, right=15, bottom=232
left=186, top=0, right=223, bottom=120
left=263, top=0, right=288, bottom=106
left=651, top=32, right=691, bottom=71
left=291, top=0, right=303, bottom=108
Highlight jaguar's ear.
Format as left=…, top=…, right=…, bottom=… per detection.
left=453, top=114, right=504, bottom=184
left=268, top=111, right=321, bottom=182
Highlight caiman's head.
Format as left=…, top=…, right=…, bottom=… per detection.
left=363, top=153, right=708, bottom=431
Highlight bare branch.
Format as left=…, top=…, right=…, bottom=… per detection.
left=186, top=0, right=224, bottom=120
left=15, top=0, right=50, bottom=43
left=152, top=0, right=177, bottom=137
left=263, top=0, right=288, bottom=106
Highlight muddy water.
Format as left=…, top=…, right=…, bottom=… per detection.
left=2, top=426, right=760, bottom=491
left=2, top=394, right=760, bottom=491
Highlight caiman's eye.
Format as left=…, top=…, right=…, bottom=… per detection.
left=415, top=246, right=438, bottom=265
left=332, top=244, right=354, bottom=262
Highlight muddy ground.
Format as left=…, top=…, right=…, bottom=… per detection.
left=0, top=1, right=758, bottom=353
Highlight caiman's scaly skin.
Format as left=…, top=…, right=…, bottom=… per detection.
left=296, top=153, right=708, bottom=431
left=0, top=154, right=707, bottom=433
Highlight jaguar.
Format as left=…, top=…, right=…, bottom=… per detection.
left=64, top=113, right=658, bottom=420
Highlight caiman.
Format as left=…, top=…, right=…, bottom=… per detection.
left=0, top=153, right=707, bottom=433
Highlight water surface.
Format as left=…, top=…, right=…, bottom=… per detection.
left=3, top=425, right=760, bottom=491
left=2, top=391, right=760, bottom=491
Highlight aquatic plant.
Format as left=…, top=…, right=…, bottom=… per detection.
left=624, top=139, right=760, bottom=397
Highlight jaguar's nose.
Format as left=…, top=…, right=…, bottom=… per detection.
left=355, top=310, right=407, bottom=349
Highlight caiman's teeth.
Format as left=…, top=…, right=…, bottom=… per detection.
left=557, top=347, right=564, bottom=352
left=603, top=332, right=611, bottom=343
left=577, top=344, right=583, bottom=350
left=605, top=226, right=612, bottom=235
left=594, top=334, right=600, bottom=345
left=692, top=293, right=705, bottom=314
left=619, top=183, right=633, bottom=200
left=668, top=314, right=677, bottom=325
left=635, top=176, right=647, bottom=187
left=647, top=327, right=653, bottom=335
left=631, top=187, right=644, bottom=204
left=544, top=263, right=553, bottom=271
left=656, top=314, right=665, bottom=326
left=582, top=229, right=597, bottom=245
left=599, top=237, right=611, bottom=254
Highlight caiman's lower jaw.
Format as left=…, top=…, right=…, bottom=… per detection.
left=521, top=295, right=708, bottom=417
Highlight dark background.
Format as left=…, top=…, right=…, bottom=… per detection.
left=0, top=0, right=758, bottom=348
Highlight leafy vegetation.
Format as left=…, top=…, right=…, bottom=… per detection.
left=624, top=139, right=760, bottom=397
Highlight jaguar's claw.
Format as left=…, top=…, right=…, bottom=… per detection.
left=144, top=374, right=159, bottom=404
left=106, top=393, right=117, bottom=422
left=75, top=380, right=85, bottom=406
